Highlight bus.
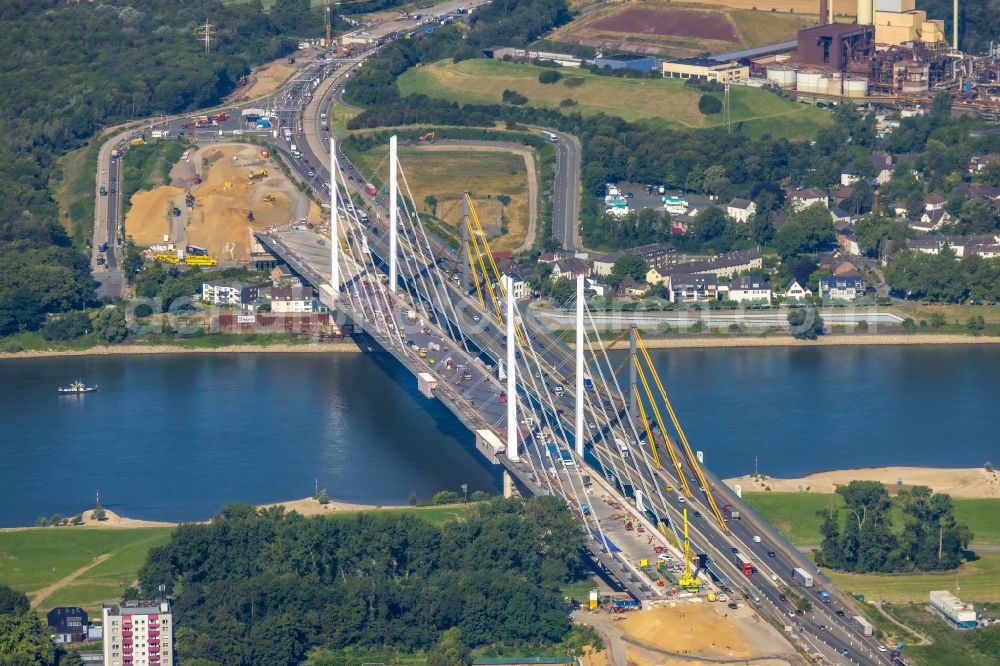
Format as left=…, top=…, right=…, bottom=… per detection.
left=734, top=552, right=754, bottom=576
left=559, top=449, right=575, bottom=466
left=546, top=444, right=559, bottom=459
left=540, top=130, right=558, bottom=143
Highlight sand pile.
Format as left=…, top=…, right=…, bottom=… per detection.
left=125, top=186, right=184, bottom=244
left=727, top=466, right=1000, bottom=498
left=245, top=61, right=296, bottom=98
left=620, top=603, right=779, bottom=660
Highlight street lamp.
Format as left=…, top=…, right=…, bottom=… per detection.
left=460, top=483, right=468, bottom=503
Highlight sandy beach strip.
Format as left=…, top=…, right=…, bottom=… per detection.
left=725, top=466, right=1000, bottom=499
left=579, top=333, right=1000, bottom=350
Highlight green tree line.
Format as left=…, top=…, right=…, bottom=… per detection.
left=137, top=497, right=586, bottom=666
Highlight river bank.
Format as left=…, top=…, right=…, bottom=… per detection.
left=0, top=495, right=407, bottom=532
left=3, top=332, right=999, bottom=360
left=725, top=466, right=1000, bottom=499
left=0, top=340, right=362, bottom=360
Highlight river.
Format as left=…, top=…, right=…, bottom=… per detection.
left=1, top=345, right=997, bottom=527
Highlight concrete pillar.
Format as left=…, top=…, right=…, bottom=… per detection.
left=329, top=137, right=339, bottom=295
left=575, top=274, right=585, bottom=456
left=503, top=470, right=516, bottom=498
left=629, top=327, right=638, bottom=418
left=389, top=135, right=398, bottom=293
left=953, top=0, right=958, bottom=49
left=505, top=275, right=519, bottom=462
left=461, top=194, right=471, bottom=294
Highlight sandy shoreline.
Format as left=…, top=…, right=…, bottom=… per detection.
left=0, top=341, right=362, bottom=360
left=0, top=496, right=409, bottom=532
left=725, top=466, right=1000, bottom=498
left=3, top=333, right=999, bottom=360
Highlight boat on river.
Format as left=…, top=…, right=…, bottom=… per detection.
left=58, top=380, right=98, bottom=394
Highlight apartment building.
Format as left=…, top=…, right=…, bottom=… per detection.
left=102, top=600, right=173, bottom=666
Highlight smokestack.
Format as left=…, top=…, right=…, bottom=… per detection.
left=953, top=0, right=959, bottom=49
left=829, top=0, right=834, bottom=23
left=856, top=0, right=872, bottom=25
left=820, top=0, right=828, bottom=25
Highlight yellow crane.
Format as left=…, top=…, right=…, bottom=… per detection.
left=677, top=508, right=701, bottom=593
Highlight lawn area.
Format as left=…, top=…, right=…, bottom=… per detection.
left=894, top=303, right=1000, bottom=326
left=398, top=59, right=830, bottom=139
left=0, top=527, right=174, bottom=611
left=328, top=503, right=475, bottom=526
left=345, top=143, right=532, bottom=251
left=743, top=492, right=1000, bottom=547
left=827, top=552, right=1000, bottom=603
left=884, top=603, right=1000, bottom=665
left=51, top=135, right=109, bottom=251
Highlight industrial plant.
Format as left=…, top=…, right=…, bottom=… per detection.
left=753, top=0, right=1000, bottom=116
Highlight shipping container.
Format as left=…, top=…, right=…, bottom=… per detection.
left=792, top=567, right=814, bottom=587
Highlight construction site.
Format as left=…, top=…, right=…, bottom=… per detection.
left=124, top=143, right=321, bottom=266
left=750, top=0, right=1000, bottom=116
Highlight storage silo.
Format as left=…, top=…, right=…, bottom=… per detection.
left=843, top=77, right=868, bottom=97
left=856, top=0, right=874, bottom=24
left=797, top=71, right=823, bottom=93
left=767, top=65, right=797, bottom=88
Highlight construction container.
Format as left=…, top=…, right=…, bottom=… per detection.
left=417, top=372, right=438, bottom=398
left=929, top=591, right=977, bottom=628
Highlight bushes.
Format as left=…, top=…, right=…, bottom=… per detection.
left=698, top=94, right=723, bottom=115
left=538, top=70, right=562, bottom=84
left=41, top=311, right=91, bottom=341
left=502, top=89, right=529, bottom=105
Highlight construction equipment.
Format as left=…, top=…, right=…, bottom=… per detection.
left=184, top=255, right=217, bottom=266
left=419, top=131, right=436, bottom=142
left=130, top=138, right=146, bottom=146
left=247, top=169, right=268, bottom=181
left=263, top=194, right=276, bottom=203
left=153, top=253, right=180, bottom=264
left=677, top=508, right=701, bottom=593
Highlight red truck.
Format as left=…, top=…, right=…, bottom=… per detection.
left=214, top=113, right=231, bottom=121
left=364, top=184, right=377, bottom=197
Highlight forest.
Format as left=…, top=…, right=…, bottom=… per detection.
left=815, top=482, right=973, bottom=573
left=917, top=0, right=999, bottom=53
left=137, top=498, right=587, bottom=666
left=0, top=0, right=323, bottom=338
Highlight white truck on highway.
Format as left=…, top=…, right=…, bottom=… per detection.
left=792, top=567, right=814, bottom=587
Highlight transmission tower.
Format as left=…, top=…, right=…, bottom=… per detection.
left=326, top=4, right=332, bottom=49
left=724, top=83, right=731, bottom=134
left=195, top=20, right=216, bottom=53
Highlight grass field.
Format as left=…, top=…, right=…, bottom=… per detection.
left=0, top=528, right=174, bottom=611
left=895, top=303, right=1000, bottom=326
left=827, top=552, right=1000, bottom=603
left=398, top=59, right=829, bottom=139
left=346, top=143, right=532, bottom=250
left=884, top=603, right=1000, bottom=665
left=327, top=503, right=475, bottom=526
left=51, top=136, right=109, bottom=251
left=743, top=492, right=1000, bottom=547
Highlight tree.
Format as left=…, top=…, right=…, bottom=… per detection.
left=123, top=239, right=144, bottom=283
left=930, top=312, right=946, bottom=328
left=91, top=507, right=107, bottom=521
left=976, top=162, right=1000, bottom=187
left=549, top=276, right=574, bottom=304
left=608, top=255, right=647, bottom=288
left=432, top=490, right=462, bottom=504
left=698, top=94, right=722, bottom=115
left=967, top=314, right=985, bottom=331
left=0, top=586, right=29, bottom=616
left=854, top=212, right=911, bottom=257
left=956, top=197, right=999, bottom=235
left=41, top=311, right=91, bottom=341
left=787, top=307, right=823, bottom=340
left=427, top=628, right=471, bottom=666
left=408, top=492, right=417, bottom=506
left=538, top=70, right=561, bottom=84
left=0, top=612, right=55, bottom=665
left=774, top=203, right=835, bottom=259
left=59, top=651, right=85, bottom=666
left=93, top=307, right=127, bottom=344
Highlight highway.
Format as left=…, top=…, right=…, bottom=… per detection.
left=89, top=5, right=889, bottom=662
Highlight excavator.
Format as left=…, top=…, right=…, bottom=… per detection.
left=419, top=131, right=436, bottom=142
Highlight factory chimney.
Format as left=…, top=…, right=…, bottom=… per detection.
left=829, top=0, right=834, bottom=24
left=856, top=0, right=873, bottom=25
left=819, top=0, right=828, bottom=25
left=952, top=0, right=959, bottom=49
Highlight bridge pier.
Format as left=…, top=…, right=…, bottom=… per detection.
left=575, top=274, right=585, bottom=456
left=629, top=326, right=638, bottom=418
left=389, top=134, right=398, bottom=293
left=329, top=137, right=339, bottom=295
left=505, top=275, right=519, bottom=462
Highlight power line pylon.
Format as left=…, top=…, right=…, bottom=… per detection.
left=195, top=20, right=216, bottom=53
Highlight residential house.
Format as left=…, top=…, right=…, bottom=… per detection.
left=783, top=279, right=812, bottom=300
left=680, top=249, right=763, bottom=279
left=47, top=607, right=89, bottom=644
left=585, top=277, right=610, bottom=297
left=551, top=258, right=591, bottom=280
left=829, top=185, right=855, bottom=208
left=787, top=187, right=828, bottom=211
left=840, top=166, right=861, bottom=186
left=726, top=198, right=757, bottom=223
left=969, top=154, right=1000, bottom=174
left=924, top=194, right=946, bottom=211
left=666, top=273, right=719, bottom=303
left=727, top=275, right=773, bottom=303
left=537, top=250, right=575, bottom=265
left=836, top=226, right=861, bottom=256
left=951, top=184, right=1000, bottom=200
left=918, top=208, right=950, bottom=230
left=872, top=150, right=893, bottom=185
left=832, top=260, right=860, bottom=276
left=617, top=276, right=648, bottom=297
left=201, top=280, right=259, bottom=310
left=646, top=266, right=669, bottom=286
left=590, top=252, right=623, bottom=276
left=830, top=207, right=853, bottom=224
left=628, top=243, right=677, bottom=270
left=818, top=274, right=867, bottom=301
left=270, top=286, right=315, bottom=313
left=501, top=272, right=529, bottom=300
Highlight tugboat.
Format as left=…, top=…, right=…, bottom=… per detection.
left=58, top=380, right=98, bottom=394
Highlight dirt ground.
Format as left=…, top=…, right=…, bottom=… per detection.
left=681, top=0, right=847, bottom=15
left=726, top=467, right=1000, bottom=499
left=592, top=6, right=737, bottom=41
left=127, top=144, right=320, bottom=260
left=244, top=61, right=297, bottom=99
left=125, top=186, right=185, bottom=245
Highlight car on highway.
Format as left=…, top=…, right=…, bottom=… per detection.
left=767, top=551, right=776, bottom=557
left=693, top=511, right=701, bottom=518
left=727, top=603, right=737, bottom=609
left=878, top=645, right=887, bottom=652
left=779, top=593, right=787, bottom=601
left=753, top=535, right=762, bottom=543
left=96, top=256, right=105, bottom=266
left=835, top=610, right=846, bottom=617
left=677, top=496, right=685, bottom=503
left=731, top=547, right=738, bottom=553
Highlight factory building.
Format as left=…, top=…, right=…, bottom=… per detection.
left=594, top=53, right=659, bottom=72
left=873, top=0, right=945, bottom=46
left=660, top=57, right=749, bottom=83
left=796, top=23, right=875, bottom=71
